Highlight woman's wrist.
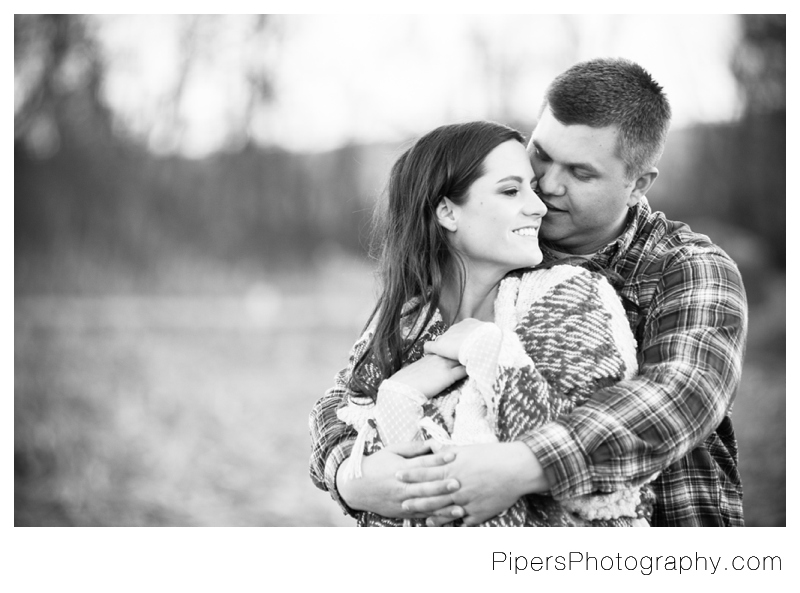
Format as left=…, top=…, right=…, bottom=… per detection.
left=335, top=457, right=364, bottom=511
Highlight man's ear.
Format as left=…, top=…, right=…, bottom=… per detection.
left=436, top=197, right=459, bottom=232
left=627, top=167, right=658, bottom=207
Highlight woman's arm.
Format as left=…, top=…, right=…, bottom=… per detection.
left=309, top=328, right=465, bottom=519
left=425, top=271, right=638, bottom=444
left=408, top=268, right=647, bottom=524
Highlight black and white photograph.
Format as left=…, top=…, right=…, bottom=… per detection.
left=12, top=9, right=790, bottom=589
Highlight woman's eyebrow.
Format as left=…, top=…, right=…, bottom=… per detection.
left=496, top=175, right=524, bottom=184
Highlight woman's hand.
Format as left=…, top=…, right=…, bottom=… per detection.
left=423, top=318, right=488, bottom=361
left=389, top=354, right=466, bottom=399
left=336, top=441, right=464, bottom=520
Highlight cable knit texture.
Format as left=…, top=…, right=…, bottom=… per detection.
left=337, top=265, right=655, bottom=527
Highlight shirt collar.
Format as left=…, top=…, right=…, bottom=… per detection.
left=541, top=197, right=650, bottom=270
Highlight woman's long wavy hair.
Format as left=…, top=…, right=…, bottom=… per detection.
left=349, top=121, right=525, bottom=401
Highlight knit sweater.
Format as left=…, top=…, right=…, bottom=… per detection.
left=337, top=265, right=655, bottom=527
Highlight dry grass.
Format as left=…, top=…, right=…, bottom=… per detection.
left=14, top=261, right=785, bottom=527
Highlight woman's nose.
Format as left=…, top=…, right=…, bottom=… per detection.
left=523, top=187, right=548, bottom=217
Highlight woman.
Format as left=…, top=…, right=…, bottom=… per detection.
left=309, top=121, right=654, bottom=526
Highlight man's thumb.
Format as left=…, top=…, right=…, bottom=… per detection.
left=426, top=439, right=447, bottom=454
left=387, top=440, right=433, bottom=458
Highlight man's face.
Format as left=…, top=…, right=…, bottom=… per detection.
left=527, top=106, right=640, bottom=255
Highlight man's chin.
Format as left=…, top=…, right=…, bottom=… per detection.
left=538, top=223, right=560, bottom=243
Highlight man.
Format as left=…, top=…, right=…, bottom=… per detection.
left=309, top=58, right=748, bottom=527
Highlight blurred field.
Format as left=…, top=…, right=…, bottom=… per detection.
left=14, top=253, right=785, bottom=527
left=14, top=254, right=375, bottom=527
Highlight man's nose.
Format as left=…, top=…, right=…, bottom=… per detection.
left=536, top=167, right=566, bottom=197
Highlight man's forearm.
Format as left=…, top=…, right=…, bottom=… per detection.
left=507, top=441, right=551, bottom=495
left=519, top=252, right=747, bottom=499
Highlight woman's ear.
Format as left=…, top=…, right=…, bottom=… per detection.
left=436, top=197, right=459, bottom=232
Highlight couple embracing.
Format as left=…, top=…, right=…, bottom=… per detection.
left=309, top=58, right=747, bottom=527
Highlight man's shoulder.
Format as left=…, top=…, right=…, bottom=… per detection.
left=627, top=205, right=739, bottom=275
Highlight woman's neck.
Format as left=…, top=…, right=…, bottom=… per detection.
left=439, top=265, right=503, bottom=324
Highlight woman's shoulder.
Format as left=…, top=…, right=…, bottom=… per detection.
left=512, top=264, right=637, bottom=375
left=518, top=263, right=605, bottom=286
left=511, top=264, right=630, bottom=326
left=513, top=264, right=612, bottom=306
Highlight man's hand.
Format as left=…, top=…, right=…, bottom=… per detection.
left=397, top=441, right=549, bottom=526
left=336, top=440, right=465, bottom=520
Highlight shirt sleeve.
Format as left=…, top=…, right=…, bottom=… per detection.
left=308, top=318, right=436, bottom=516
left=309, top=317, right=391, bottom=518
left=372, top=379, right=428, bottom=444
left=520, top=249, right=748, bottom=499
left=308, top=364, right=361, bottom=516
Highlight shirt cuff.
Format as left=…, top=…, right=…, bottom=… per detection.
left=374, top=379, right=427, bottom=444
left=518, top=421, right=593, bottom=499
left=322, top=438, right=361, bottom=517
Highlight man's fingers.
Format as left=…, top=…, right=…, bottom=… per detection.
left=430, top=504, right=465, bottom=518
left=402, top=492, right=460, bottom=515
left=426, top=439, right=447, bottom=454
left=385, top=440, right=433, bottom=458
left=397, top=461, right=455, bottom=482
left=425, top=505, right=465, bottom=527
left=462, top=515, right=482, bottom=527
left=402, top=477, right=460, bottom=501
left=404, top=450, right=456, bottom=469
left=426, top=513, right=463, bottom=527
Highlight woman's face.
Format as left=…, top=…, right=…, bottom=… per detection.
left=445, top=140, right=547, bottom=277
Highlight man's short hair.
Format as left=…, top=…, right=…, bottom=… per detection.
left=543, top=58, right=672, bottom=180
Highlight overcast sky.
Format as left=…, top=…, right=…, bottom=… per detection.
left=95, top=14, right=742, bottom=157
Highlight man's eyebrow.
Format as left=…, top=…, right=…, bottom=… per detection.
left=532, top=140, right=598, bottom=173
left=530, top=140, right=548, bottom=158
left=570, top=161, right=599, bottom=173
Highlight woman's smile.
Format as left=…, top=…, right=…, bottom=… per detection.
left=512, top=226, right=539, bottom=238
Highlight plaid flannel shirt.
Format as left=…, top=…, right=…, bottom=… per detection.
left=309, top=198, right=748, bottom=526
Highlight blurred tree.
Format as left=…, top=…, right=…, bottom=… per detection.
left=14, top=15, right=113, bottom=158
left=466, top=16, right=579, bottom=125
left=14, top=14, right=311, bottom=285
left=729, top=14, right=785, bottom=267
left=731, top=14, right=785, bottom=116
left=238, top=15, right=279, bottom=149
left=651, top=14, right=786, bottom=273
left=113, top=15, right=283, bottom=155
